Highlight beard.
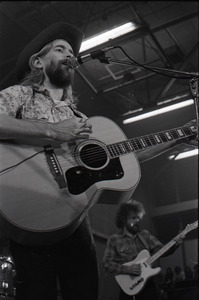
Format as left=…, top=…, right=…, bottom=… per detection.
left=127, top=222, right=140, bottom=234
left=45, top=60, right=74, bottom=88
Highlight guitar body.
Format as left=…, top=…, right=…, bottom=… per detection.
left=0, top=116, right=140, bottom=245
left=115, top=249, right=161, bottom=296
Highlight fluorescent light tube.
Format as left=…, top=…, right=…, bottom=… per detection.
left=79, top=22, right=137, bottom=53
left=123, top=99, right=194, bottom=124
left=169, top=149, right=198, bottom=160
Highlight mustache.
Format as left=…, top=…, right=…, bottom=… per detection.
left=60, top=57, right=78, bottom=69
left=130, top=222, right=139, bottom=227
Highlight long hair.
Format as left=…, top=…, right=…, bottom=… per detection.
left=115, top=199, right=145, bottom=229
left=20, top=43, right=52, bottom=87
left=20, top=42, right=78, bottom=107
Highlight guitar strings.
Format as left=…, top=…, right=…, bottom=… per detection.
left=59, top=128, right=194, bottom=167
left=0, top=126, right=195, bottom=173
left=69, top=125, right=195, bottom=163
left=61, top=126, right=195, bottom=165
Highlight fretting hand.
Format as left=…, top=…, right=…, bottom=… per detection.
left=183, top=119, right=198, bottom=147
left=186, top=119, right=198, bottom=146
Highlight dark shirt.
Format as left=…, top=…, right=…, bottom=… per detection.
left=102, top=229, right=163, bottom=275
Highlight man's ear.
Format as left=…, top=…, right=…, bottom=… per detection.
left=32, top=56, right=43, bottom=69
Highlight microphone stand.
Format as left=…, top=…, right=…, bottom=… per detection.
left=189, top=77, right=199, bottom=124
left=97, top=55, right=199, bottom=127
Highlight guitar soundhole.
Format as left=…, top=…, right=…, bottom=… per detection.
left=79, top=143, right=108, bottom=169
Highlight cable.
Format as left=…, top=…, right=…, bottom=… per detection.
left=112, top=46, right=195, bottom=79
left=0, top=149, right=45, bottom=174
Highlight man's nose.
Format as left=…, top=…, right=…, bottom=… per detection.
left=66, top=53, right=74, bottom=58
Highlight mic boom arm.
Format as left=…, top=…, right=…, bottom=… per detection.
left=77, top=47, right=114, bottom=65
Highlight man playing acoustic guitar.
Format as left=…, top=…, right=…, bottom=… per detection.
left=0, top=22, right=98, bottom=300
left=0, top=21, right=197, bottom=300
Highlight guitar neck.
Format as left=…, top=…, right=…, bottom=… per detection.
left=107, top=124, right=196, bottom=158
left=147, top=236, right=178, bottom=265
left=146, top=221, right=198, bottom=265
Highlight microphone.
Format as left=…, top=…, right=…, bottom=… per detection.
left=77, top=46, right=114, bottom=65
left=64, top=57, right=79, bottom=69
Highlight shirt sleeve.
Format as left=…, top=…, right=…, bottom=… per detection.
left=0, top=85, right=25, bottom=117
left=102, top=237, right=130, bottom=275
left=143, top=230, right=179, bottom=258
left=146, top=230, right=163, bottom=254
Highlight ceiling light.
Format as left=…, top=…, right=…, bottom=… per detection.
left=79, top=22, right=137, bottom=53
left=157, top=94, right=189, bottom=105
left=123, top=99, right=194, bottom=124
left=169, top=149, right=198, bottom=160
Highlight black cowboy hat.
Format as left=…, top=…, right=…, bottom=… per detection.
left=16, top=22, right=84, bottom=81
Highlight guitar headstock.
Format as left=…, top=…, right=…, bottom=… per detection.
left=185, top=220, right=198, bottom=234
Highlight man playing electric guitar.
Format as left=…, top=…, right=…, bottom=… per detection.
left=102, top=199, right=186, bottom=300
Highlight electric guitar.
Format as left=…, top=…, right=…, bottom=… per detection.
left=115, top=220, right=198, bottom=296
left=0, top=116, right=196, bottom=245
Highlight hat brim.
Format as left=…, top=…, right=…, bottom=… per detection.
left=16, top=22, right=84, bottom=81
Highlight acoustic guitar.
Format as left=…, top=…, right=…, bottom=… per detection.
left=0, top=116, right=196, bottom=245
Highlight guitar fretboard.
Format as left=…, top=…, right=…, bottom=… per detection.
left=107, top=125, right=196, bottom=158
left=147, top=239, right=176, bottom=265
left=146, top=221, right=198, bottom=265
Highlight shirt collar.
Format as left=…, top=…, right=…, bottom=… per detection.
left=32, top=84, right=47, bottom=94
left=121, top=228, right=138, bottom=239
left=32, top=85, right=72, bottom=105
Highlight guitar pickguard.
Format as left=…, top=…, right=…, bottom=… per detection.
left=65, top=158, right=124, bottom=195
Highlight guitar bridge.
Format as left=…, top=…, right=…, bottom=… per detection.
left=44, top=144, right=67, bottom=189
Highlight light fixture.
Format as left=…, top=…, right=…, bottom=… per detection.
left=123, top=99, right=194, bottom=124
left=168, top=149, right=198, bottom=160
left=79, top=22, right=138, bottom=53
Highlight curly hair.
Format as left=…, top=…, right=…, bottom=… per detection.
left=115, top=199, right=145, bottom=229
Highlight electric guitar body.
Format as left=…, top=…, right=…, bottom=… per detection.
left=115, top=249, right=161, bottom=296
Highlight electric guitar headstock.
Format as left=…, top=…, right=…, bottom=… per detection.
left=184, top=220, right=198, bottom=235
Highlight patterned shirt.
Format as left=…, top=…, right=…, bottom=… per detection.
left=102, top=229, right=163, bottom=275
left=0, top=85, right=87, bottom=122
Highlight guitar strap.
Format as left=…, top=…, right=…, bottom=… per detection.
left=137, top=233, right=150, bottom=251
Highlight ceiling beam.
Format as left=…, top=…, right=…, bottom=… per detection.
left=151, top=199, right=198, bottom=217
left=151, top=11, right=198, bottom=33
left=155, top=42, right=198, bottom=100
left=128, top=2, right=174, bottom=68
